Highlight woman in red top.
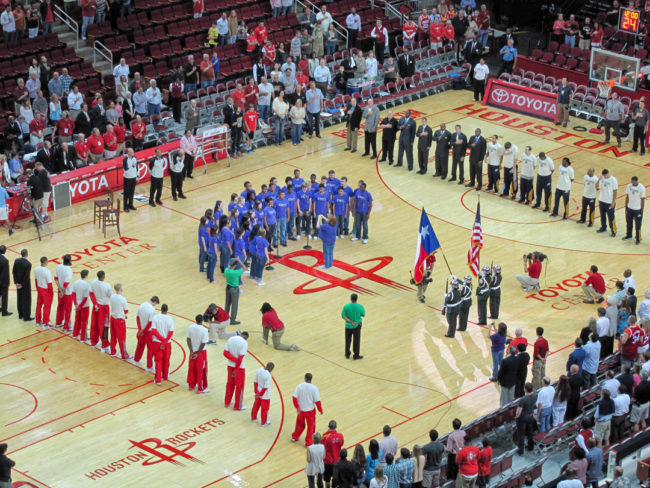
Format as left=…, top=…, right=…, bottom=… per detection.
left=55, top=111, right=75, bottom=143
left=243, top=105, right=258, bottom=154
left=114, top=117, right=126, bottom=155
left=246, top=29, right=258, bottom=53
left=552, top=13, right=566, bottom=43
left=75, top=134, right=89, bottom=166
left=477, top=438, right=492, bottom=488
left=260, top=302, right=299, bottom=351
left=103, top=125, right=118, bottom=159
left=590, top=21, right=604, bottom=48
left=131, top=114, right=146, bottom=151
left=87, top=128, right=105, bottom=162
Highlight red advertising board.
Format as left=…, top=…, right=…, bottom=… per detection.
left=483, top=79, right=558, bottom=122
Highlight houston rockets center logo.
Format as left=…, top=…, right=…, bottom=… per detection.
left=269, top=249, right=411, bottom=295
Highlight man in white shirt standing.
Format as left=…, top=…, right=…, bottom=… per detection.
left=145, top=79, right=162, bottom=116
left=532, top=152, right=554, bottom=212
left=550, top=157, right=575, bottom=220
left=291, top=372, right=323, bottom=446
left=223, top=331, right=249, bottom=410
left=1, top=5, right=16, bottom=44
left=313, top=59, right=331, bottom=99
left=345, top=8, right=361, bottom=48
left=484, top=134, right=503, bottom=193
left=151, top=303, right=174, bottom=385
left=623, top=176, right=645, bottom=244
left=72, top=269, right=91, bottom=342
left=536, top=376, right=555, bottom=433
left=577, top=167, right=599, bottom=227
left=112, top=58, right=130, bottom=87
left=251, top=362, right=275, bottom=426
left=54, top=254, right=74, bottom=332
left=472, top=58, right=490, bottom=102
left=122, top=147, right=138, bottom=212
left=34, top=256, right=54, bottom=329
left=316, top=5, right=332, bottom=33
left=109, top=283, right=132, bottom=360
left=67, top=86, right=84, bottom=121
left=148, top=148, right=165, bottom=207
left=501, top=141, right=518, bottom=199
left=187, top=314, right=210, bottom=394
left=89, top=270, right=112, bottom=351
left=596, top=168, right=618, bottom=237
left=611, top=384, right=630, bottom=442
left=135, top=295, right=159, bottom=372
left=518, top=146, right=535, bottom=204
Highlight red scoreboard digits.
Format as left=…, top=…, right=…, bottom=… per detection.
left=619, top=7, right=641, bottom=34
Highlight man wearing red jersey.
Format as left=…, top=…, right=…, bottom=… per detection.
left=296, top=70, right=309, bottom=90
left=443, top=20, right=455, bottom=44
left=87, top=128, right=104, bottom=163
left=54, top=111, right=75, bottom=143
left=402, top=18, right=418, bottom=48
left=262, top=39, right=276, bottom=66
left=477, top=438, right=492, bottom=488
left=151, top=304, right=174, bottom=385
left=429, top=17, right=444, bottom=50
left=131, top=114, right=146, bottom=151
left=103, top=124, right=118, bottom=159
left=456, top=436, right=480, bottom=488
left=582, top=265, right=606, bottom=304
left=418, top=8, right=430, bottom=43
left=192, top=0, right=203, bottom=18
left=114, top=118, right=126, bottom=156
left=246, top=28, right=258, bottom=53
left=232, top=82, right=246, bottom=111
left=322, top=420, right=344, bottom=488
left=254, top=21, right=268, bottom=46
left=620, top=317, right=645, bottom=368
left=244, top=105, right=258, bottom=154
left=74, top=134, right=89, bottom=167
left=29, top=113, right=46, bottom=147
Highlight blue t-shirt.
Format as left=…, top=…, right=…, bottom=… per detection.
left=343, top=186, right=354, bottom=198
left=354, top=189, right=373, bottom=213
left=319, top=223, right=337, bottom=244
left=275, top=197, right=290, bottom=219
left=268, top=187, right=279, bottom=199
left=333, top=194, right=348, bottom=216
left=252, top=235, right=269, bottom=256
left=365, top=452, right=383, bottom=481
left=243, top=228, right=251, bottom=249
left=310, top=182, right=320, bottom=192
left=228, top=201, right=237, bottom=212
left=234, top=237, right=246, bottom=260
left=256, top=191, right=270, bottom=206
left=325, top=177, right=341, bottom=195
left=292, top=177, right=305, bottom=188
left=241, top=189, right=255, bottom=200
left=264, top=206, right=277, bottom=226
left=313, top=192, right=330, bottom=216
left=253, top=209, right=264, bottom=224
left=237, top=203, right=249, bottom=219
left=490, top=333, right=507, bottom=353
left=213, top=210, right=223, bottom=222
left=286, top=191, right=298, bottom=214
left=297, top=190, right=312, bottom=211
left=220, top=227, right=234, bottom=247
left=208, top=235, right=219, bottom=254
left=198, top=226, right=209, bottom=247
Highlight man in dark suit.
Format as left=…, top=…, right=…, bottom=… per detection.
left=466, top=128, right=487, bottom=190
left=35, top=141, right=54, bottom=173
left=90, top=98, right=108, bottom=133
left=222, top=96, right=237, bottom=127
left=12, top=249, right=32, bottom=321
left=396, top=110, right=416, bottom=170
left=54, top=142, right=78, bottom=173
left=433, top=123, right=452, bottom=179
left=450, top=124, right=468, bottom=183
left=75, top=104, right=92, bottom=137
left=343, top=97, right=363, bottom=153
left=515, top=342, right=530, bottom=398
left=498, top=346, right=519, bottom=406
left=398, top=47, right=416, bottom=79
left=464, top=37, right=482, bottom=78
left=0, top=245, right=11, bottom=316
left=332, top=448, right=357, bottom=487
left=416, top=117, right=433, bottom=175
left=378, top=110, right=398, bottom=164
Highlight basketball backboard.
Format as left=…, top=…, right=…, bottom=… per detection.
left=589, top=47, right=641, bottom=91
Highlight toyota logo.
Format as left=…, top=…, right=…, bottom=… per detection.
left=491, top=88, right=509, bottom=104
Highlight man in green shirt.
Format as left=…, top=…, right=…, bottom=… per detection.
left=341, top=293, right=365, bottom=359
left=224, top=257, right=247, bottom=325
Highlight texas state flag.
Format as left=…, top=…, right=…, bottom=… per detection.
left=413, top=209, right=441, bottom=284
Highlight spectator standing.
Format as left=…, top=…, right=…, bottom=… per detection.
left=579, top=17, right=593, bottom=50
left=566, top=338, right=586, bottom=373
left=316, top=5, right=332, bottom=33
left=362, top=99, right=380, bottom=159
left=378, top=425, right=398, bottom=463
left=477, top=439, right=492, bottom=488
left=281, top=0, right=292, bottom=16
left=184, top=55, right=200, bottom=93
left=532, top=327, right=549, bottom=390
left=552, top=375, right=570, bottom=427
left=557, top=467, right=582, bottom=488
left=228, top=10, right=238, bottom=44
left=344, top=98, right=362, bottom=152
left=145, top=80, right=161, bottom=116
left=305, top=81, right=323, bottom=139
left=515, top=342, right=530, bottom=398
left=488, top=322, right=507, bottom=381
left=383, top=454, right=400, bottom=488
left=396, top=448, right=414, bottom=488
left=497, top=38, right=517, bottom=76
left=0, top=443, right=15, bottom=488
left=346, top=8, right=361, bottom=48
left=306, top=433, right=325, bottom=488
left=582, top=333, right=601, bottom=387
left=200, top=53, right=215, bottom=87
left=456, top=437, right=479, bottom=488
left=537, top=377, right=555, bottom=432
left=611, top=385, right=630, bottom=442
left=272, top=90, right=289, bottom=146
left=515, top=383, right=536, bottom=455
left=313, top=59, right=331, bottom=97
left=497, top=346, right=518, bottom=406
left=180, top=130, right=197, bottom=179
left=631, top=370, right=649, bottom=431
left=445, top=418, right=465, bottom=480
left=258, top=76, right=273, bottom=122
left=586, top=438, right=603, bottom=488
left=603, top=92, right=625, bottom=147
left=312, top=22, right=324, bottom=57
left=371, top=19, right=388, bottom=64
left=184, top=100, right=200, bottom=135
left=364, top=440, right=382, bottom=486
left=81, top=0, right=96, bottom=40
left=289, top=99, right=306, bottom=146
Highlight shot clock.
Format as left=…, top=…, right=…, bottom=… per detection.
left=619, top=7, right=641, bottom=34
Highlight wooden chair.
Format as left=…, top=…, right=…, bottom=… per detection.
left=102, top=200, right=121, bottom=237
left=94, top=189, right=114, bottom=227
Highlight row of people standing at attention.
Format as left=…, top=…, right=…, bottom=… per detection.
left=196, top=170, right=375, bottom=281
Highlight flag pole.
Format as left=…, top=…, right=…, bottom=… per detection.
left=476, top=191, right=481, bottom=270
left=420, top=203, right=453, bottom=276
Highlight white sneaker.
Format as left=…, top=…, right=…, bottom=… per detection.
left=351, top=237, right=359, bottom=241
left=197, top=388, right=210, bottom=394
left=257, top=281, right=266, bottom=286
left=239, top=289, right=244, bottom=294
left=261, top=338, right=268, bottom=344
left=146, top=367, right=155, bottom=373
left=313, top=236, right=319, bottom=241
left=291, top=344, right=301, bottom=351
left=308, top=235, right=312, bottom=240
left=110, top=353, right=118, bottom=358
left=123, top=355, right=133, bottom=361
left=134, top=361, right=141, bottom=367
left=262, top=421, right=271, bottom=426
left=362, top=239, right=368, bottom=244
left=154, top=382, right=162, bottom=386
left=238, top=406, right=247, bottom=411
left=72, top=335, right=79, bottom=340
left=251, top=418, right=257, bottom=422
left=296, top=235, right=301, bottom=241
left=101, top=348, right=110, bottom=354
left=244, top=269, right=250, bottom=274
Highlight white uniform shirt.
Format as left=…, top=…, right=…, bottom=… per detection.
left=598, top=175, right=618, bottom=204
left=34, top=265, right=53, bottom=289
left=254, top=367, right=273, bottom=400
left=583, top=174, right=599, bottom=199
left=502, top=144, right=518, bottom=169
left=473, top=63, right=490, bottom=80
left=556, top=165, right=575, bottom=191
left=109, top=293, right=128, bottom=319
left=72, top=279, right=90, bottom=308
left=151, top=313, right=174, bottom=343
left=626, top=183, right=646, bottom=210
left=123, top=156, right=138, bottom=179
left=54, top=264, right=73, bottom=295
left=150, top=157, right=165, bottom=179
left=520, top=153, right=536, bottom=179
left=187, top=322, right=208, bottom=352
left=535, top=156, right=554, bottom=177
left=486, top=142, right=503, bottom=166
left=170, top=154, right=184, bottom=173
left=293, top=381, right=321, bottom=412
left=224, top=335, right=248, bottom=369
left=90, top=279, right=112, bottom=306
left=137, top=301, right=156, bottom=330
left=623, top=275, right=635, bottom=291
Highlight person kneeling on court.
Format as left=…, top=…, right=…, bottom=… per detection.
left=203, top=302, right=240, bottom=345
left=186, top=314, right=209, bottom=394
left=260, top=302, right=300, bottom=351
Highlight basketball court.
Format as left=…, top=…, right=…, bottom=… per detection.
left=1, top=90, right=647, bottom=488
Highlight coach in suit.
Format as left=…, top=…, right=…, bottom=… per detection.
left=398, top=48, right=416, bottom=79
left=223, top=97, right=237, bottom=127
left=12, top=249, right=32, bottom=321
left=0, top=245, right=11, bottom=316
left=416, top=118, right=433, bottom=174
left=464, top=37, right=482, bottom=78
left=396, top=110, right=416, bottom=170
left=54, top=142, right=78, bottom=173
left=433, top=123, right=452, bottom=179
left=450, top=125, right=468, bottom=183
left=75, top=105, right=93, bottom=137
left=379, top=111, right=398, bottom=164
left=466, top=128, right=487, bottom=190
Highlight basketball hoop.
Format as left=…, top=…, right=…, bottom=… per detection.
left=597, top=79, right=616, bottom=98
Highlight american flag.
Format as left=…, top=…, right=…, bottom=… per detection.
left=467, top=203, right=483, bottom=277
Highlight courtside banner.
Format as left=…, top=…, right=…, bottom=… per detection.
left=483, top=79, right=557, bottom=122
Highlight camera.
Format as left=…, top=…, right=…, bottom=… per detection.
left=523, top=252, right=547, bottom=262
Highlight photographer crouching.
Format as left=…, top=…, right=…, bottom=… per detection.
left=515, top=252, right=546, bottom=292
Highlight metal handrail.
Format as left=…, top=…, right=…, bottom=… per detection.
left=382, top=0, right=405, bottom=24
left=93, top=40, right=113, bottom=67
left=53, top=4, right=79, bottom=49
left=294, top=0, right=349, bottom=51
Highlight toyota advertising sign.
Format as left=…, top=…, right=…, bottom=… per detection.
left=483, top=79, right=558, bottom=122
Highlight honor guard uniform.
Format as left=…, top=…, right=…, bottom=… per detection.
left=476, top=266, right=490, bottom=325
left=488, top=265, right=502, bottom=319
left=577, top=168, right=598, bottom=227
left=443, top=277, right=462, bottom=338
left=532, top=152, right=554, bottom=211
left=458, top=275, right=473, bottom=332
left=417, top=255, right=435, bottom=303
left=501, top=142, right=518, bottom=199
left=519, top=146, right=535, bottom=204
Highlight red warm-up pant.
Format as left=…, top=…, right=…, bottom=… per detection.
left=292, top=409, right=316, bottom=446
left=252, top=397, right=270, bottom=424
left=73, top=306, right=90, bottom=340
left=187, top=350, right=208, bottom=392
left=109, top=317, right=129, bottom=358
left=56, top=293, right=73, bottom=329
left=35, top=287, right=53, bottom=326
left=134, top=330, right=153, bottom=368
left=225, top=366, right=245, bottom=410
left=90, top=304, right=110, bottom=347
left=153, top=341, right=171, bottom=383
